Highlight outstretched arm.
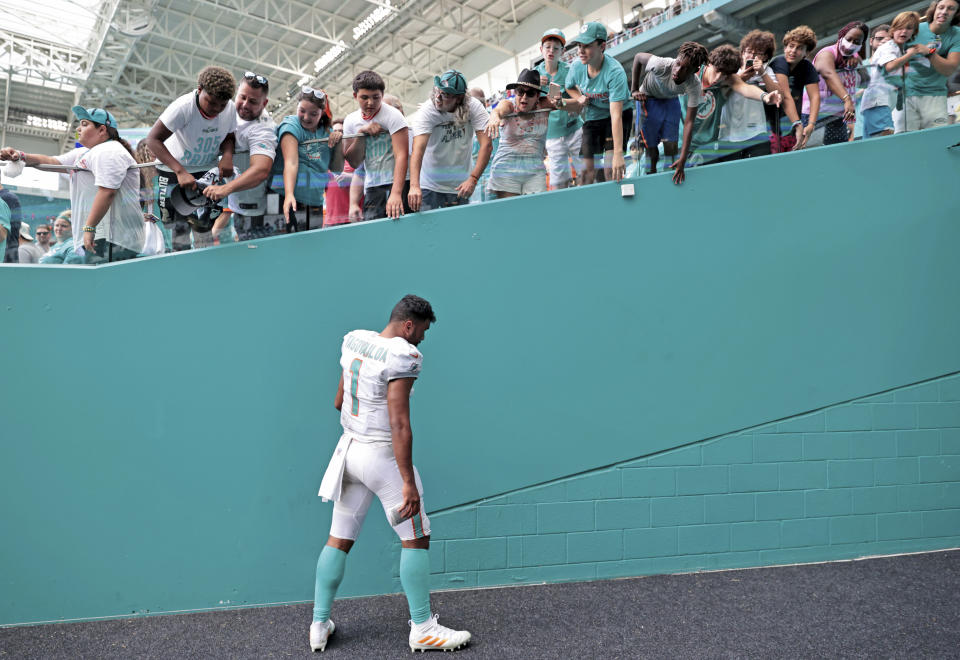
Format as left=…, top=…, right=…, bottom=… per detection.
left=0, top=147, right=60, bottom=166
left=670, top=104, right=698, bottom=185
left=203, top=154, right=273, bottom=201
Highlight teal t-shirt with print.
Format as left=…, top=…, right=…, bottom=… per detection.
left=689, top=78, right=734, bottom=155
left=564, top=53, right=631, bottom=122
left=272, top=115, right=332, bottom=207
left=536, top=60, right=583, bottom=139
left=906, top=23, right=960, bottom=97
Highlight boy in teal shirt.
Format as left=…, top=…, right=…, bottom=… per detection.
left=905, top=0, right=960, bottom=129
left=535, top=29, right=583, bottom=189
left=672, top=45, right=781, bottom=183
left=564, top=22, right=632, bottom=185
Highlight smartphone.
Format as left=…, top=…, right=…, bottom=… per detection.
left=387, top=507, right=413, bottom=526
left=746, top=59, right=754, bottom=67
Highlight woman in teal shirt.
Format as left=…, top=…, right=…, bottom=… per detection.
left=274, top=87, right=344, bottom=232
left=39, top=213, right=79, bottom=264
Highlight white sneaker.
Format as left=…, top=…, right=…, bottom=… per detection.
left=408, top=613, right=471, bottom=652
left=310, top=619, right=335, bottom=652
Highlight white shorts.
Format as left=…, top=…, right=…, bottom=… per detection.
left=487, top=169, right=547, bottom=196
left=545, top=130, right=583, bottom=189
left=905, top=95, right=949, bottom=131
left=330, top=440, right=430, bottom=542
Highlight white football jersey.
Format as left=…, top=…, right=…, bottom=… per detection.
left=340, top=329, right=422, bottom=442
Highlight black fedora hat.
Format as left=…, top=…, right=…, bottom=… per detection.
left=506, top=68, right=546, bottom=95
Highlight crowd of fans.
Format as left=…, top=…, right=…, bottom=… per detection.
left=0, top=0, right=958, bottom=264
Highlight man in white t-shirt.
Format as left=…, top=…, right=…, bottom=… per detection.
left=310, top=295, right=472, bottom=654
left=202, top=72, right=277, bottom=236
left=408, top=70, right=491, bottom=212
left=343, top=71, right=410, bottom=221
left=145, top=66, right=238, bottom=250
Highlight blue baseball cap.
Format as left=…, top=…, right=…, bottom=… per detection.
left=541, top=28, right=566, bottom=46
left=568, top=22, right=609, bottom=46
left=433, top=69, right=467, bottom=95
left=72, top=105, right=119, bottom=129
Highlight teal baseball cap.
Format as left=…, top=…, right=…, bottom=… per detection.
left=567, top=22, right=609, bottom=46
left=433, top=69, right=467, bottom=95
left=541, top=28, right=566, bottom=46
left=72, top=105, right=119, bottom=129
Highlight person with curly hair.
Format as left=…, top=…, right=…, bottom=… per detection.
left=719, top=30, right=780, bottom=160
left=202, top=72, right=277, bottom=237
left=145, top=65, right=237, bottom=250
left=631, top=40, right=708, bottom=175
left=769, top=26, right=821, bottom=151
left=904, top=0, right=960, bottom=130
left=669, top=45, right=782, bottom=183
left=802, top=22, right=867, bottom=146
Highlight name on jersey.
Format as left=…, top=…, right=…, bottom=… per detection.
left=345, top=335, right=389, bottom=362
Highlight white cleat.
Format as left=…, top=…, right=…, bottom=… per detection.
left=408, top=614, right=471, bottom=652
left=310, top=619, right=335, bottom=652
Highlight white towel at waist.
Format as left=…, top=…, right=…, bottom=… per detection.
left=318, top=434, right=354, bottom=502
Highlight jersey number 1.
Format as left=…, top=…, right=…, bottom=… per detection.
left=349, top=358, right=362, bottom=416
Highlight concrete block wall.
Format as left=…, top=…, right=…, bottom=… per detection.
left=400, top=373, right=960, bottom=590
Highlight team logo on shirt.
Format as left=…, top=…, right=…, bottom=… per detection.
left=696, top=89, right=717, bottom=120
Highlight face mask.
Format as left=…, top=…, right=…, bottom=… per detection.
left=838, top=37, right=861, bottom=56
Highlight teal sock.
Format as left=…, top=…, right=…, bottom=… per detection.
left=400, top=548, right=432, bottom=625
left=313, top=546, right=347, bottom=623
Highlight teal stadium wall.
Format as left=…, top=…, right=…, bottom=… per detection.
left=1, top=126, right=959, bottom=625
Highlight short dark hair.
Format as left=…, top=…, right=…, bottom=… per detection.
left=353, top=70, right=385, bottom=93
left=925, top=0, right=960, bottom=26
left=676, top=41, right=708, bottom=69
left=390, top=295, right=436, bottom=324
left=197, top=66, right=236, bottom=101
left=708, top=44, right=741, bottom=75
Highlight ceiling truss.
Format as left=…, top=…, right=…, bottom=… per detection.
left=3, top=0, right=584, bottom=145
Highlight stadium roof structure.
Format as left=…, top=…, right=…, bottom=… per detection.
left=0, top=0, right=581, bottom=147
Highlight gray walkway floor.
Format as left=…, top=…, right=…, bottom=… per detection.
left=2, top=550, right=959, bottom=659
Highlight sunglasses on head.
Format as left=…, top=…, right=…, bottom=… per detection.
left=244, top=71, right=268, bottom=87
left=302, top=86, right=326, bottom=102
